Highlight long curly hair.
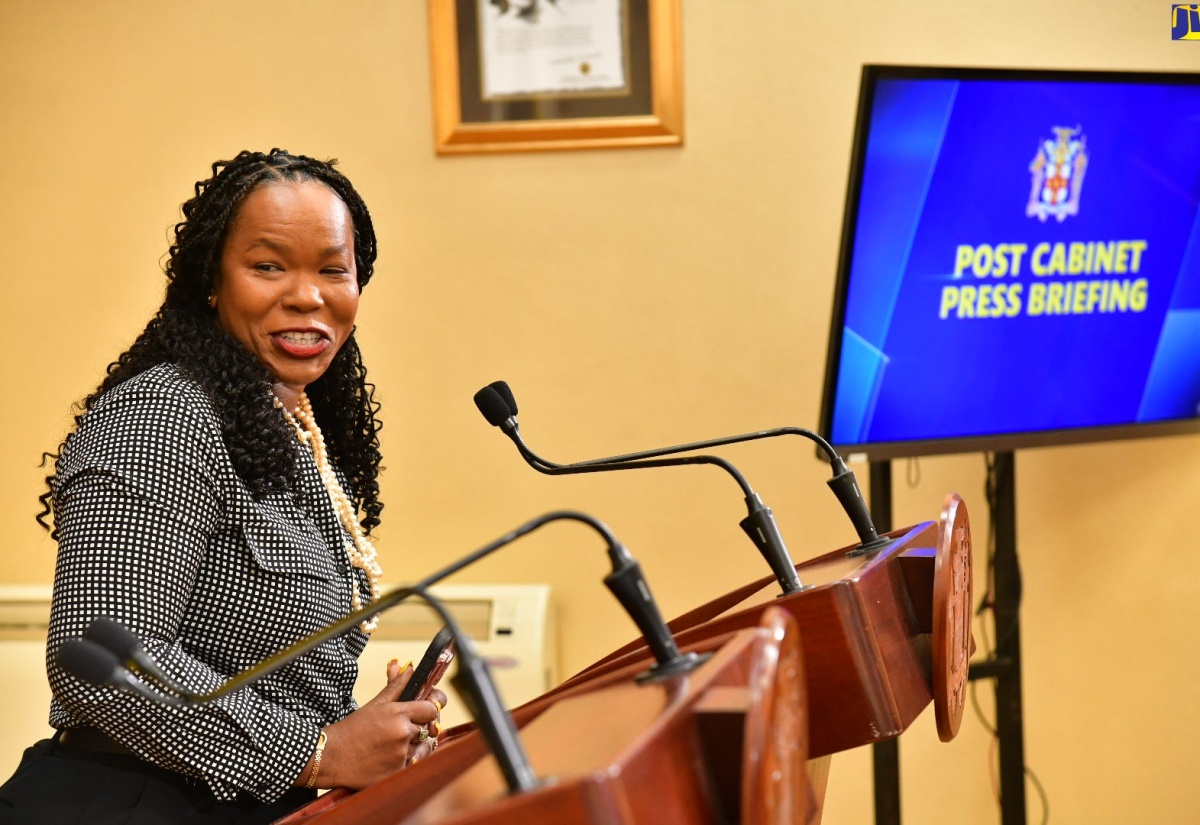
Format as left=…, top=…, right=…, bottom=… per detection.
left=38, top=149, right=384, bottom=536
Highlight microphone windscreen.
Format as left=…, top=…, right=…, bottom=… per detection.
left=488, top=381, right=518, bottom=415
left=58, top=638, right=122, bottom=686
left=474, top=386, right=512, bottom=427
left=86, top=617, right=141, bottom=659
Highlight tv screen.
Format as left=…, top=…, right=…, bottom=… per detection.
left=818, top=65, right=1200, bottom=461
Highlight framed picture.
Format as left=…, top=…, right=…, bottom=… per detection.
left=428, top=0, right=683, bottom=154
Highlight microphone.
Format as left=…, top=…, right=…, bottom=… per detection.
left=474, top=385, right=805, bottom=595
left=66, top=511, right=701, bottom=703
left=57, top=638, right=183, bottom=706
left=86, top=617, right=192, bottom=699
left=476, top=380, right=888, bottom=553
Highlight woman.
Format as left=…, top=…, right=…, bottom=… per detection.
left=0, top=149, right=444, bottom=823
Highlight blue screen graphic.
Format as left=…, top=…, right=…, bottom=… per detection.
left=827, top=70, right=1200, bottom=453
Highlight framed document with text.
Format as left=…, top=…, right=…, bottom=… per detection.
left=428, top=0, right=683, bottom=154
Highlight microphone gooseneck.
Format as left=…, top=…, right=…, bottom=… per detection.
left=408, top=586, right=538, bottom=794
left=601, top=542, right=709, bottom=682
left=71, top=511, right=700, bottom=713
left=826, top=456, right=888, bottom=552
left=477, top=380, right=889, bottom=554
left=411, top=508, right=705, bottom=681
left=473, top=384, right=805, bottom=595
left=66, top=593, right=540, bottom=794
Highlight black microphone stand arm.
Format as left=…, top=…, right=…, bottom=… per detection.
left=558, top=422, right=886, bottom=552
left=65, top=511, right=701, bottom=702
left=411, top=586, right=538, bottom=793
left=493, top=411, right=804, bottom=596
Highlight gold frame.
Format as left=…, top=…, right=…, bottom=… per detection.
left=428, top=0, right=683, bottom=154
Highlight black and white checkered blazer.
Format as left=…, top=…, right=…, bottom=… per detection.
left=46, top=363, right=372, bottom=803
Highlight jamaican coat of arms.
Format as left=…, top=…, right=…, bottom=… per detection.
left=1026, top=126, right=1088, bottom=222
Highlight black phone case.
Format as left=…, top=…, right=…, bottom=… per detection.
left=398, top=625, right=455, bottom=702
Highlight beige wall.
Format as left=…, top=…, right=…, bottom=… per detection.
left=2, top=1, right=1197, bottom=822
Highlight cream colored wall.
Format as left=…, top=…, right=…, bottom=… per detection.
left=1, top=0, right=1196, bottom=822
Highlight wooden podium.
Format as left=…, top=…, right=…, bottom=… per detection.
left=557, top=491, right=974, bottom=752
left=277, top=493, right=971, bottom=824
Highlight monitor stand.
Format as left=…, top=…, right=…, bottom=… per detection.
left=868, top=451, right=1027, bottom=825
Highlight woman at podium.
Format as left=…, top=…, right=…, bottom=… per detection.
left=0, top=150, right=444, bottom=823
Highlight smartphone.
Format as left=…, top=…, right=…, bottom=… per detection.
left=398, top=625, right=456, bottom=703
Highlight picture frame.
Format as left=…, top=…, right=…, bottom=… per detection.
left=428, top=0, right=683, bottom=154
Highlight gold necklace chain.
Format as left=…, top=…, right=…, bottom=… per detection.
left=280, top=393, right=382, bottom=634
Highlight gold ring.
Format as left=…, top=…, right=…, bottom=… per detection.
left=417, top=728, right=429, bottom=742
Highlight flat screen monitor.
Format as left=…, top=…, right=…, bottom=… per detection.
left=818, top=65, right=1200, bottom=461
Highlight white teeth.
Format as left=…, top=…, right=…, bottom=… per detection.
left=280, top=332, right=322, bottom=345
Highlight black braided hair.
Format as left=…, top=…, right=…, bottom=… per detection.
left=37, top=149, right=384, bottom=537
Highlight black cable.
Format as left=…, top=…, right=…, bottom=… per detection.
left=1027, top=764, right=1051, bottom=825
left=905, top=456, right=921, bottom=488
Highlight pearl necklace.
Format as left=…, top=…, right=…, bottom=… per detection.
left=280, top=393, right=383, bottom=634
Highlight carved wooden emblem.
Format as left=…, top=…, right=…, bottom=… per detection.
left=932, top=492, right=972, bottom=742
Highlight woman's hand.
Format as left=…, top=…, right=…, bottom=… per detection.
left=303, top=662, right=448, bottom=789
left=387, top=657, right=448, bottom=766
